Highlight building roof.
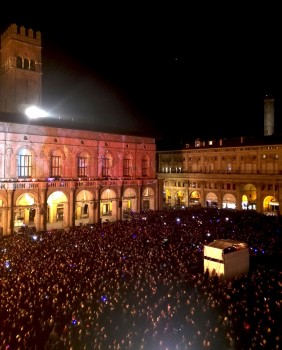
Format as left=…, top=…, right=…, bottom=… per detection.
left=0, top=111, right=156, bottom=143
left=207, top=239, right=248, bottom=251
left=156, top=134, right=282, bottom=151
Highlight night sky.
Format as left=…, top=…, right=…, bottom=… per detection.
left=1, top=4, right=282, bottom=142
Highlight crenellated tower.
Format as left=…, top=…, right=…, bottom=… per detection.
left=0, top=23, right=42, bottom=113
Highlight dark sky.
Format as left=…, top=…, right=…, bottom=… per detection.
left=1, top=4, right=282, bottom=142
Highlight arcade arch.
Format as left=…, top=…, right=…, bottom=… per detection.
left=100, top=188, right=117, bottom=223
left=47, top=191, right=68, bottom=230
left=142, top=186, right=155, bottom=210
left=175, top=191, right=185, bottom=206
left=14, top=193, right=37, bottom=232
left=263, top=195, right=279, bottom=214
left=75, top=189, right=94, bottom=226
left=222, top=193, right=236, bottom=209
left=205, top=192, right=218, bottom=208
left=122, top=187, right=137, bottom=219
left=189, top=190, right=200, bottom=207
left=242, top=184, right=257, bottom=210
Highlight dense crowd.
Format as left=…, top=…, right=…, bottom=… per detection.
left=0, top=208, right=281, bottom=350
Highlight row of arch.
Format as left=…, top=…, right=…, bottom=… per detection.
left=166, top=183, right=279, bottom=213
left=0, top=186, right=156, bottom=235
left=16, top=56, right=36, bottom=71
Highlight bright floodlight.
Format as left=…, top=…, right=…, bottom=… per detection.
left=25, top=106, right=48, bottom=119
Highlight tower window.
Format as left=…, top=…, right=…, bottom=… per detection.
left=30, top=60, right=35, bottom=71
left=24, top=58, right=29, bottom=69
left=16, top=56, right=22, bottom=68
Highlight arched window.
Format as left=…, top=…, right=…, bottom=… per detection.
left=30, top=59, right=35, bottom=71
left=24, top=58, right=29, bottom=69
left=18, top=148, right=32, bottom=177
left=16, top=56, right=22, bottom=68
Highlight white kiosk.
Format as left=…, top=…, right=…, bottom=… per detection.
left=204, top=239, right=249, bottom=279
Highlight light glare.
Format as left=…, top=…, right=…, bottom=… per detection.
left=25, top=106, right=48, bottom=119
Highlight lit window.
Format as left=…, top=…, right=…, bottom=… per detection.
left=18, top=149, right=32, bottom=177
left=51, top=155, right=61, bottom=177
left=78, top=157, right=87, bottom=177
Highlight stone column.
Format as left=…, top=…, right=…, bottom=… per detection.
left=7, top=189, right=14, bottom=235
left=70, top=185, right=76, bottom=228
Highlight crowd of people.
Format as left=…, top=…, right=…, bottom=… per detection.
left=0, top=207, right=281, bottom=349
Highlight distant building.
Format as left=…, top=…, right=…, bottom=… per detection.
left=157, top=97, right=281, bottom=214
left=0, top=24, right=161, bottom=235
left=264, top=95, right=274, bottom=136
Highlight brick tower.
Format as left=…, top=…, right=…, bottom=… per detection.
left=264, top=95, right=274, bottom=136
left=0, top=23, right=42, bottom=113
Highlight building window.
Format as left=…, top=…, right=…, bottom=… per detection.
left=102, top=156, right=111, bottom=177
left=24, top=58, right=29, bottom=69
left=51, top=156, right=61, bottom=177
left=30, top=60, right=35, bottom=71
left=123, top=158, right=131, bottom=177
left=16, top=56, right=22, bottom=68
left=142, top=158, right=149, bottom=177
left=18, top=149, right=32, bottom=177
left=78, top=157, right=87, bottom=177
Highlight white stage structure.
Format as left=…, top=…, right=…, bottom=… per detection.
left=204, top=239, right=249, bottom=279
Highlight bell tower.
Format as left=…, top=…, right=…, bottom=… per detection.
left=264, top=95, right=274, bottom=136
left=0, top=23, right=42, bottom=113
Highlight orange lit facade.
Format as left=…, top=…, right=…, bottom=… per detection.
left=0, top=122, right=161, bottom=235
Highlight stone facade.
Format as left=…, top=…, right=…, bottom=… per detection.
left=157, top=136, right=282, bottom=214
left=0, top=121, right=160, bottom=235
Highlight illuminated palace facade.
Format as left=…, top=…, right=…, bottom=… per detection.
left=0, top=122, right=161, bottom=235
left=0, top=24, right=162, bottom=235
left=157, top=133, right=282, bottom=214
